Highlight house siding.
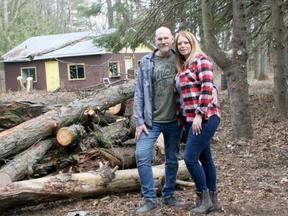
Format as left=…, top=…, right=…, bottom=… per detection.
left=5, top=61, right=47, bottom=91
left=4, top=52, right=149, bottom=91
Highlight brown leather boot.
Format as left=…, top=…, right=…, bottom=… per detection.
left=190, top=190, right=213, bottom=214
left=209, top=191, right=220, bottom=212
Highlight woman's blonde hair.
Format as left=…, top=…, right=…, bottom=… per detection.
left=175, top=31, right=206, bottom=73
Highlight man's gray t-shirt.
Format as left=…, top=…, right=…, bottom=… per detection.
left=153, top=53, right=177, bottom=123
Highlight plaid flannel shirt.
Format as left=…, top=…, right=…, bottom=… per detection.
left=174, top=54, right=221, bottom=126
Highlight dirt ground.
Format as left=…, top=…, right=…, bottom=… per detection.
left=0, top=75, right=287, bottom=216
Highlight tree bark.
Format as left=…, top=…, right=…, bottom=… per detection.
left=202, top=0, right=253, bottom=139
left=0, top=138, right=56, bottom=186
left=32, top=145, right=81, bottom=179
left=73, top=147, right=136, bottom=172
left=92, top=120, right=131, bottom=148
left=0, top=100, right=61, bottom=130
left=0, top=160, right=190, bottom=211
left=0, top=79, right=136, bottom=160
left=270, top=0, right=288, bottom=119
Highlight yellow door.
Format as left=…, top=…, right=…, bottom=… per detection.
left=45, top=61, right=60, bottom=92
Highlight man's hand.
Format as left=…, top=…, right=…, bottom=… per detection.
left=135, top=125, right=149, bottom=142
left=211, top=87, right=218, bottom=104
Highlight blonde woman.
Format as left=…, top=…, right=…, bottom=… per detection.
left=174, top=31, right=221, bottom=214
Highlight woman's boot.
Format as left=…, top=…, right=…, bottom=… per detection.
left=209, top=191, right=220, bottom=212
left=190, top=190, right=213, bottom=214
left=190, top=191, right=202, bottom=210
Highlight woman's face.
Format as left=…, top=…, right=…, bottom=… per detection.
left=177, top=36, right=191, bottom=59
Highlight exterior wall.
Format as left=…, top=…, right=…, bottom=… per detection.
left=4, top=61, right=46, bottom=91
left=4, top=52, right=150, bottom=91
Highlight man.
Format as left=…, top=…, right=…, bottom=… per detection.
left=134, top=27, right=184, bottom=214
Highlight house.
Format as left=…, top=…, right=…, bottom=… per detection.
left=0, top=29, right=154, bottom=92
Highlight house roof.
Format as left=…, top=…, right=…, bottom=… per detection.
left=1, top=29, right=117, bottom=62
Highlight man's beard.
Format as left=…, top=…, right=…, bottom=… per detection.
left=159, top=46, right=170, bottom=54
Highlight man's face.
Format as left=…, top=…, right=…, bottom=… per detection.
left=155, top=28, right=174, bottom=56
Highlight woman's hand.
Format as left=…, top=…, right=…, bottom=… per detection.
left=193, top=114, right=202, bottom=135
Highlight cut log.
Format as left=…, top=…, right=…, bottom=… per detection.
left=0, top=79, right=136, bottom=160
left=88, top=110, right=123, bottom=126
left=124, top=98, right=135, bottom=136
left=109, top=102, right=127, bottom=116
left=74, top=147, right=136, bottom=172
left=26, top=77, right=33, bottom=92
left=17, top=76, right=24, bottom=91
left=0, top=138, right=56, bottom=186
left=0, top=100, right=61, bottom=130
left=57, top=124, right=86, bottom=146
left=108, top=103, right=122, bottom=115
left=152, top=133, right=165, bottom=165
left=0, top=160, right=190, bottom=211
left=176, top=179, right=195, bottom=187
left=32, top=145, right=81, bottom=178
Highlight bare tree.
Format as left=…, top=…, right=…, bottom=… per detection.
left=201, top=0, right=253, bottom=140
left=106, top=0, right=114, bottom=28
left=270, top=0, right=288, bottom=119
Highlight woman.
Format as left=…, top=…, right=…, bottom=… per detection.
left=174, top=31, right=221, bottom=214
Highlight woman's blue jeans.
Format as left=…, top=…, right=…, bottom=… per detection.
left=183, top=115, right=220, bottom=192
left=135, top=120, right=182, bottom=201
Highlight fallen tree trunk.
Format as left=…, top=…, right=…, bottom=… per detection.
left=78, top=120, right=131, bottom=150
left=73, top=146, right=136, bottom=172
left=0, top=100, right=61, bottom=130
left=0, top=80, right=136, bottom=160
left=32, top=145, right=81, bottom=178
left=0, top=138, right=57, bottom=186
left=0, top=160, right=190, bottom=211
left=94, top=120, right=130, bottom=148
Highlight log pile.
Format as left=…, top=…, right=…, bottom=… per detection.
left=0, top=79, right=191, bottom=212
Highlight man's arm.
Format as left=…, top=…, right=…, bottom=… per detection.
left=134, top=61, right=149, bottom=141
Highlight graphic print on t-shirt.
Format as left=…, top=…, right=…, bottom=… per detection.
left=153, top=54, right=177, bottom=122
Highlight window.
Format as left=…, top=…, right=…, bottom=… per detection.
left=109, top=62, right=120, bottom=78
left=21, top=67, right=37, bottom=83
left=68, top=63, right=85, bottom=80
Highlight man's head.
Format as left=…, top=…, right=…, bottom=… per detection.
left=155, top=27, right=174, bottom=57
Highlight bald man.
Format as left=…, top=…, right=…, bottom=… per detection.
left=134, top=27, right=184, bottom=214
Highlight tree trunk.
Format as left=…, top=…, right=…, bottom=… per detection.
left=106, top=0, right=114, bottom=28
left=270, top=0, right=288, bottom=119
left=32, top=145, right=81, bottom=179
left=0, top=138, right=56, bottom=186
left=73, top=147, right=137, bottom=172
left=202, top=0, right=253, bottom=140
left=228, top=0, right=253, bottom=139
left=0, top=80, right=136, bottom=160
left=124, top=98, right=136, bottom=136
left=0, top=160, right=190, bottom=211
left=257, top=18, right=270, bottom=81
left=0, top=100, right=61, bottom=130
